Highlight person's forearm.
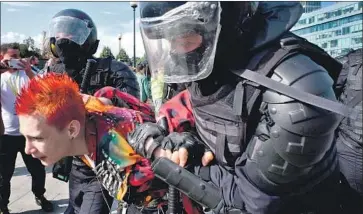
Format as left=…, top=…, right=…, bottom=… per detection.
left=25, top=70, right=36, bottom=79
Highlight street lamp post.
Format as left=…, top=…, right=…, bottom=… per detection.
left=118, top=34, right=122, bottom=55
left=130, top=1, right=138, bottom=68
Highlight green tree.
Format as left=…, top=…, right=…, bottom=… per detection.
left=18, top=37, right=41, bottom=58
left=100, top=46, right=115, bottom=59
left=19, top=44, right=41, bottom=58
left=19, top=43, right=29, bottom=58
left=136, top=53, right=147, bottom=66
left=116, top=48, right=131, bottom=64
left=23, top=37, right=35, bottom=50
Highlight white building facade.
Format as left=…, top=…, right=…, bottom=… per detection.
left=292, top=2, right=362, bottom=57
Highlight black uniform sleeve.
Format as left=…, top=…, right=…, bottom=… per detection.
left=195, top=157, right=282, bottom=214
left=110, top=60, right=140, bottom=99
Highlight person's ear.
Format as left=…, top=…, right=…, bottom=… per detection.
left=67, top=120, right=81, bottom=140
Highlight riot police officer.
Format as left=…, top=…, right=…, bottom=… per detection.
left=47, top=9, right=139, bottom=214
left=128, top=2, right=345, bottom=214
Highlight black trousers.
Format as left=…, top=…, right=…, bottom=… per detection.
left=337, top=140, right=363, bottom=213
left=0, top=135, right=46, bottom=208
left=64, top=159, right=113, bottom=214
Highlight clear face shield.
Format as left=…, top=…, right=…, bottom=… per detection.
left=49, top=16, right=92, bottom=45
left=140, top=2, right=222, bottom=84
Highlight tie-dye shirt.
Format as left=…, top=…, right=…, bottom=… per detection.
left=80, top=95, right=156, bottom=202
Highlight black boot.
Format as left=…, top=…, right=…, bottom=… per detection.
left=35, top=195, right=54, bottom=212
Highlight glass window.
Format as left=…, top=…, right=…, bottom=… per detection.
left=309, top=17, right=315, bottom=24
left=332, top=21, right=338, bottom=28
left=330, top=40, right=338, bottom=48
left=351, top=37, right=363, bottom=45
left=336, top=29, right=342, bottom=36
left=340, top=38, right=348, bottom=47
left=336, top=9, right=342, bottom=17
left=306, top=3, right=361, bottom=24
left=292, top=14, right=362, bottom=36
left=317, top=14, right=325, bottom=22
left=353, top=2, right=359, bottom=10
left=350, top=25, right=361, bottom=33
left=322, top=43, right=327, bottom=48
left=299, top=19, right=306, bottom=25
left=342, top=27, right=350, bottom=35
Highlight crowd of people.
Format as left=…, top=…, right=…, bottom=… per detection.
left=0, top=2, right=362, bottom=214
left=0, top=43, right=54, bottom=213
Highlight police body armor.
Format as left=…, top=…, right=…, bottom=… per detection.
left=49, top=57, right=140, bottom=97
left=189, top=34, right=342, bottom=211
left=336, top=48, right=362, bottom=149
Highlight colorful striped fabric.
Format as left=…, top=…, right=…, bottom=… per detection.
left=80, top=94, right=157, bottom=202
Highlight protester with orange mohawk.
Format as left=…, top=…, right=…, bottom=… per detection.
left=15, top=73, right=168, bottom=213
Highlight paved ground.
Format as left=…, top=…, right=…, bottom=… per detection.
left=8, top=155, right=118, bottom=214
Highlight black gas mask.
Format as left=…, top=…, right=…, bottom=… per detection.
left=50, top=37, right=86, bottom=67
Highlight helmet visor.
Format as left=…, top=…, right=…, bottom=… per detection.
left=140, top=2, right=222, bottom=83
left=49, top=16, right=92, bottom=45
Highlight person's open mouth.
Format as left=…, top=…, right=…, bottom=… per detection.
left=33, top=155, right=47, bottom=161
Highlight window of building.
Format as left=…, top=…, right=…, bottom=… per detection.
left=342, top=5, right=354, bottom=15
left=309, top=16, right=315, bottom=24
left=354, top=2, right=360, bottom=9
left=330, top=40, right=338, bottom=48
left=335, top=29, right=342, bottom=36
left=351, top=37, right=363, bottom=45
left=335, top=9, right=342, bottom=17
left=293, top=14, right=362, bottom=36
left=340, top=38, right=350, bottom=47
left=322, top=43, right=328, bottom=48
left=298, top=19, right=306, bottom=25
left=351, top=24, right=363, bottom=33
left=317, top=14, right=325, bottom=22
left=308, top=3, right=360, bottom=24
left=342, top=27, right=350, bottom=35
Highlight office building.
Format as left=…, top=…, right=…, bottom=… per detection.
left=292, top=2, right=362, bottom=57
left=301, top=1, right=322, bottom=13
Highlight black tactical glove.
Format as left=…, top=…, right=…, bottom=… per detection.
left=160, top=131, right=208, bottom=165
left=127, top=122, right=167, bottom=159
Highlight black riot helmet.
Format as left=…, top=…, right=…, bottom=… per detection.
left=139, top=2, right=259, bottom=84
left=49, top=9, right=99, bottom=66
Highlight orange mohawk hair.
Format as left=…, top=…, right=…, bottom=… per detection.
left=15, top=73, right=86, bottom=130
